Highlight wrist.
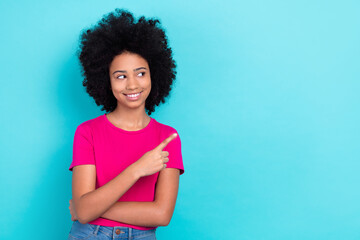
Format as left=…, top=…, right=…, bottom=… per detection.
left=127, top=163, right=143, bottom=180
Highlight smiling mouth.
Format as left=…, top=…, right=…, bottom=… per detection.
left=123, top=91, right=142, bottom=100
left=123, top=91, right=142, bottom=96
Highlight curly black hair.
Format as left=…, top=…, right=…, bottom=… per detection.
left=77, top=8, right=177, bottom=115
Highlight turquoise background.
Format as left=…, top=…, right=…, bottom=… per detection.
left=1, top=0, right=359, bottom=239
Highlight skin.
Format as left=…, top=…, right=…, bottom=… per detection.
left=69, top=51, right=180, bottom=227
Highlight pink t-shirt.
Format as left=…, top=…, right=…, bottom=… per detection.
left=69, top=114, right=184, bottom=230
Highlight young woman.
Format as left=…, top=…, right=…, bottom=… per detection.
left=67, top=9, right=184, bottom=240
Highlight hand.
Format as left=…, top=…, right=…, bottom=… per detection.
left=132, top=133, right=177, bottom=177
left=69, top=199, right=78, bottom=221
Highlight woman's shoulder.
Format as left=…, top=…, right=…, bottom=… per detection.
left=152, top=118, right=179, bottom=135
left=76, top=114, right=104, bottom=131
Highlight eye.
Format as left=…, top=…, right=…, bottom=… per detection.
left=137, top=72, right=146, bottom=77
left=116, top=75, right=126, bottom=79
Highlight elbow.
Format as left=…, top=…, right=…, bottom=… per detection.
left=75, top=207, right=90, bottom=225
left=74, top=196, right=91, bottom=224
left=77, top=210, right=94, bottom=225
left=159, top=218, right=171, bottom=227
left=77, top=212, right=89, bottom=225
left=78, top=216, right=88, bottom=225
left=157, top=210, right=173, bottom=226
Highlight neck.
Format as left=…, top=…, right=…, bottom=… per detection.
left=107, top=105, right=150, bottom=129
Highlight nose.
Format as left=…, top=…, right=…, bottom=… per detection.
left=126, top=75, right=139, bottom=91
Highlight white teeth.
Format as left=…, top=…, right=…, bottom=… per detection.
left=127, top=93, right=140, bottom=98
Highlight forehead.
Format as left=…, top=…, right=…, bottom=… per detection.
left=110, top=52, right=149, bottom=69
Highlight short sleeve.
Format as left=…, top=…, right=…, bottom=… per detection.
left=69, top=123, right=95, bottom=171
left=163, top=130, right=184, bottom=175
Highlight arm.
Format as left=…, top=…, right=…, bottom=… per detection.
left=73, top=164, right=141, bottom=224
left=72, top=132, right=178, bottom=225
left=100, top=168, right=180, bottom=227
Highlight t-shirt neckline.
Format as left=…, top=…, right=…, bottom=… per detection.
left=103, top=113, right=154, bottom=135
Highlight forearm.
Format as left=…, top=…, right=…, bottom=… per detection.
left=100, top=168, right=180, bottom=227
left=76, top=165, right=140, bottom=224
left=100, top=201, right=166, bottom=227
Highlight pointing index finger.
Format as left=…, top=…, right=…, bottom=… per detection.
left=157, top=133, right=177, bottom=150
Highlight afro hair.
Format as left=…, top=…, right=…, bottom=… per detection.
left=77, top=8, right=177, bottom=115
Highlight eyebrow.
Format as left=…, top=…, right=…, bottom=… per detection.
left=112, top=67, right=147, bottom=75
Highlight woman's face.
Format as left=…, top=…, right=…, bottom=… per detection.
left=109, top=51, right=151, bottom=111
